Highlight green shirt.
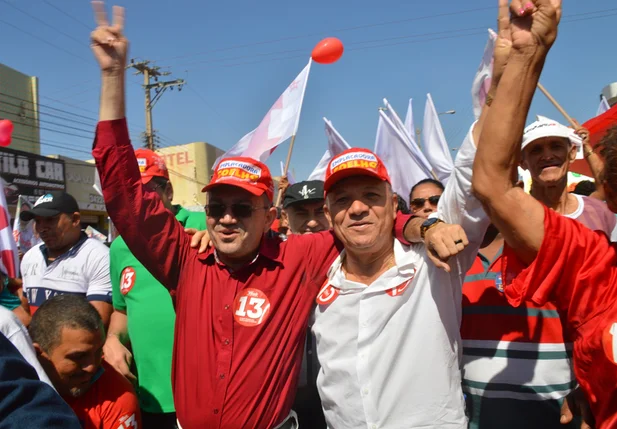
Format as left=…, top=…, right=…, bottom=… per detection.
left=109, top=205, right=205, bottom=413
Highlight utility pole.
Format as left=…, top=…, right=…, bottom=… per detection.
left=127, top=59, right=185, bottom=150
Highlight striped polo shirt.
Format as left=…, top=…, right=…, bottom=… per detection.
left=461, top=247, right=577, bottom=429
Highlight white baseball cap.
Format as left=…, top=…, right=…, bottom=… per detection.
left=521, top=116, right=584, bottom=159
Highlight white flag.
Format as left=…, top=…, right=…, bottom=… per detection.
left=471, top=29, right=497, bottom=119
left=280, top=161, right=296, bottom=185
left=404, top=98, right=416, bottom=145
left=375, top=110, right=430, bottom=204
left=308, top=118, right=352, bottom=181
left=382, top=99, right=434, bottom=179
left=597, top=96, right=611, bottom=116
left=422, top=94, right=454, bottom=183
left=220, top=60, right=312, bottom=163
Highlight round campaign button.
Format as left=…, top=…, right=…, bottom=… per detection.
left=316, top=284, right=339, bottom=306
left=233, top=288, right=271, bottom=327
left=120, top=267, right=136, bottom=295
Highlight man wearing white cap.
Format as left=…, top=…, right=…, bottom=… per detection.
left=312, top=131, right=489, bottom=428
left=520, top=116, right=617, bottom=239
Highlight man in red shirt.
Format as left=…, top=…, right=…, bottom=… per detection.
left=472, top=0, right=617, bottom=427
left=88, top=4, right=453, bottom=428
left=29, top=295, right=140, bottom=429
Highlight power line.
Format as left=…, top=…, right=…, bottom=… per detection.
left=0, top=17, right=91, bottom=64
left=180, top=7, right=617, bottom=72
left=158, top=5, right=496, bottom=63
left=42, top=0, right=93, bottom=31
left=1, top=0, right=88, bottom=48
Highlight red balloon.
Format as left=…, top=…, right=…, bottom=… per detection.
left=311, top=38, right=344, bottom=64
left=0, top=120, right=13, bottom=147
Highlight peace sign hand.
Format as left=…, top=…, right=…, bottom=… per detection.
left=90, top=1, right=128, bottom=75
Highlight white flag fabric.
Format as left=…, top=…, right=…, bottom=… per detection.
left=471, top=29, right=497, bottom=120
left=220, top=59, right=312, bottom=163
left=597, top=96, right=611, bottom=116
left=280, top=161, right=296, bottom=185
left=404, top=98, right=416, bottom=145
left=422, top=94, right=454, bottom=183
left=382, top=99, right=434, bottom=179
left=0, top=183, right=19, bottom=278
left=375, top=110, right=430, bottom=204
left=308, top=118, right=352, bottom=181
left=212, top=129, right=256, bottom=169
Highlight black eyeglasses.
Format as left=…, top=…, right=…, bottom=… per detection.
left=410, top=195, right=441, bottom=209
left=205, top=203, right=270, bottom=219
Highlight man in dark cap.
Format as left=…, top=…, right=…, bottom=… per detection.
left=19, top=192, right=112, bottom=327
left=282, top=180, right=329, bottom=235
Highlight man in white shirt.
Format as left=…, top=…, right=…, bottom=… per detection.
left=312, top=135, right=488, bottom=428
left=20, top=192, right=112, bottom=328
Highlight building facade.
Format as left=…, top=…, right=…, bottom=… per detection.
left=49, top=156, right=107, bottom=230
left=156, top=142, right=224, bottom=209
left=0, top=63, right=40, bottom=154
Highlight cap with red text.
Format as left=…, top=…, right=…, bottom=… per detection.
left=202, top=157, right=274, bottom=201
left=324, top=148, right=391, bottom=193
left=135, top=148, right=169, bottom=184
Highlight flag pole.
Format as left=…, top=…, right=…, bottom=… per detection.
left=537, top=83, right=577, bottom=127
left=276, top=134, right=297, bottom=207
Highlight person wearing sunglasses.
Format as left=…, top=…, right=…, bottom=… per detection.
left=409, top=178, right=445, bottom=219
left=104, top=148, right=205, bottom=429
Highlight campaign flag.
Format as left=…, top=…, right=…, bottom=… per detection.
left=375, top=110, right=430, bottom=204
left=308, top=118, right=352, bottom=181
left=0, top=184, right=19, bottom=278
left=422, top=94, right=454, bottom=183
left=404, top=98, right=416, bottom=146
left=382, top=98, right=434, bottom=180
left=220, top=59, right=312, bottom=163
left=212, top=129, right=256, bottom=169
left=471, top=29, right=497, bottom=119
left=597, top=96, right=611, bottom=117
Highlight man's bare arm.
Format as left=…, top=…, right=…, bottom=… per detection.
left=472, top=0, right=562, bottom=264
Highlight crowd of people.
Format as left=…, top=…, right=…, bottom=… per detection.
left=1, top=0, right=617, bottom=428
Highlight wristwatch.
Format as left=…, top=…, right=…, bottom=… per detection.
left=420, top=218, right=444, bottom=240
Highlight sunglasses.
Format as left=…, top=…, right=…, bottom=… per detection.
left=410, top=195, right=441, bottom=209
left=205, top=203, right=270, bottom=219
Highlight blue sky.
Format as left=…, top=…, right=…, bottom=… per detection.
left=1, top=0, right=616, bottom=181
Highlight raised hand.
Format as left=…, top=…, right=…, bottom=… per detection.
left=509, top=0, right=562, bottom=53
left=90, top=1, right=127, bottom=74
left=492, top=0, right=513, bottom=86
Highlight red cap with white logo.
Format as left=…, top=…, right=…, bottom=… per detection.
left=202, top=157, right=274, bottom=201
left=135, top=149, right=169, bottom=184
left=324, top=148, right=391, bottom=193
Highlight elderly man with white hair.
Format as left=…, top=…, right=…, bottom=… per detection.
left=519, top=116, right=617, bottom=239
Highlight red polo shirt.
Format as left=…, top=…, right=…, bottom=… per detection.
left=502, top=205, right=617, bottom=428
left=93, top=119, right=411, bottom=429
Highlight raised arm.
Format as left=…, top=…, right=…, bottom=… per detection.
left=472, top=0, right=562, bottom=265
left=90, top=2, right=192, bottom=288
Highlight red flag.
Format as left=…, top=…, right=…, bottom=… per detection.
left=570, top=103, right=617, bottom=177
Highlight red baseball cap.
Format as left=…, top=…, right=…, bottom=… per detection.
left=135, top=149, right=169, bottom=184
left=202, top=157, right=274, bottom=201
left=324, top=148, right=391, bottom=193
